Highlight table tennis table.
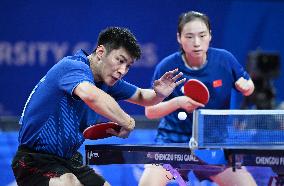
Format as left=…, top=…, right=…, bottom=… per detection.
left=85, top=144, right=284, bottom=185
left=85, top=110, right=284, bottom=185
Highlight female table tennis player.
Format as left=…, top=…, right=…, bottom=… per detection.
left=139, top=11, right=255, bottom=186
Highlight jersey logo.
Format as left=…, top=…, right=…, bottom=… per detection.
left=213, top=79, right=222, bottom=88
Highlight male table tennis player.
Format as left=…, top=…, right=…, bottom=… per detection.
left=11, top=27, right=185, bottom=186
left=139, top=11, right=256, bottom=186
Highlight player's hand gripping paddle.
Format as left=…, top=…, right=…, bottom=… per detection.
left=178, top=79, right=210, bottom=121
left=83, top=122, right=121, bottom=140
left=184, top=79, right=210, bottom=104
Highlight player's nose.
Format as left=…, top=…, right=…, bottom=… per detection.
left=193, top=39, right=200, bottom=46
left=117, top=64, right=128, bottom=75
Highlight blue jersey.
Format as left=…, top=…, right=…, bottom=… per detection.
left=19, top=50, right=137, bottom=159
left=152, top=47, right=250, bottom=143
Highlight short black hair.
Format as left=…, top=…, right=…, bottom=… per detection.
left=97, top=27, right=141, bottom=60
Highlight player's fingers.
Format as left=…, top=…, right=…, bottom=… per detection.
left=106, top=128, right=119, bottom=136
left=106, top=128, right=129, bottom=138
left=164, top=68, right=179, bottom=79
left=236, top=77, right=246, bottom=85
left=184, top=103, right=203, bottom=112
left=174, top=78, right=186, bottom=86
left=235, top=78, right=249, bottom=90
left=186, top=97, right=204, bottom=107
left=117, top=128, right=131, bottom=138
left=169, top=68, right=179, bottom=74
left=172, top=72, right=184, bottom=81
left=160, top=72, right=172, bottom=80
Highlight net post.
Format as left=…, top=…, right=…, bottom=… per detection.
left=190, top=110, right=199, bottom=150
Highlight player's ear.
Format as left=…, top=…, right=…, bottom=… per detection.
left=177, top=33, right=181, bottom=44
left=95, top=45, right=106, bottom=60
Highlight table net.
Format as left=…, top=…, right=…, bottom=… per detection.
left=192, top=109, right=284, bottom=149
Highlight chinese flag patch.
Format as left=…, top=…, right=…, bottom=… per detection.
left=213, top=79, right=222, bottom=87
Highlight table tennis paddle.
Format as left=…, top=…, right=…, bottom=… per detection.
left=184, top=79, right=210, bottom=104
left=83, top=122, right=122, bottom=140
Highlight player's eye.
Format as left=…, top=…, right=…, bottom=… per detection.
left=116, top=57, right=124, bottom=64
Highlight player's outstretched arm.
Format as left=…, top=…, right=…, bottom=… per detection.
left=74, top=81, right=135, bottom=131
left=145, top=96, right=203, bottom=119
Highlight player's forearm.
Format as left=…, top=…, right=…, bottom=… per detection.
left=145, top=98, right=180, bottom=119
left=128, top=88, right=165, bottom=106
left=86, top=95, right=135, bottom=130
left=75, top=82, right=135, bottom=130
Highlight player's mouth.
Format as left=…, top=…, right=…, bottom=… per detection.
left=193, top=50, right=202, bottom=54
left=114, top=76, right=120, bottom=80
left=111, top=76, right=119, bottom=83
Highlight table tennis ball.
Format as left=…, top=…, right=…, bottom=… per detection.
left=178, top=112, right=187, bottom=120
